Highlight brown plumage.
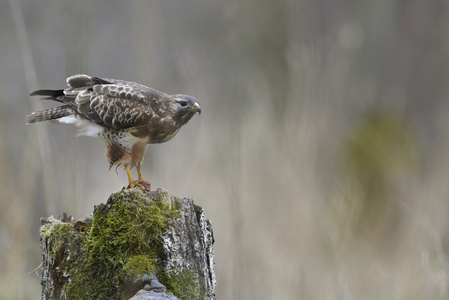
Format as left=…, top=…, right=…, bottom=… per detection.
left=27, top=74, right=201, bottom=188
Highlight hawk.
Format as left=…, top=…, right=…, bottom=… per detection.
left=26, top=74, right=201, bottom=189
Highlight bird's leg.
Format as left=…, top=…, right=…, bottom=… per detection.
left=126, top=165, right=149, bottom=190
left=137, top=165, right=144, bottom=183
left=125, top=166, right=136, bottom=188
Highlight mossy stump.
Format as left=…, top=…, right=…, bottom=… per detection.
left=40, top=188, right=216, bottom=300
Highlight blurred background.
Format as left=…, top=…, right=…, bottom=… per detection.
left=1, top=0, right=449, bottom=299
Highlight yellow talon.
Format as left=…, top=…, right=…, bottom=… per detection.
left=125, top=166, right=148, bottom=190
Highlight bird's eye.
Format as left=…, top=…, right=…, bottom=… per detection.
left=179, top=100, right=188, bottom=107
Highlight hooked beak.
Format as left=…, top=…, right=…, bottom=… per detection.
left=194, top=102, right=201, bottom=115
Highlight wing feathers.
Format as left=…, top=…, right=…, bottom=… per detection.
left=29, top=75, right=163, bottom=130
left=66, top=74, right=112, bottom=88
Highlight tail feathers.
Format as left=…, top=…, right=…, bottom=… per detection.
left=29, top=89, right=65, bottom=102
left=26, top=105, right=72, bottom=124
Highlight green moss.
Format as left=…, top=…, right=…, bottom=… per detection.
left=65, top=188, right=181, bottom=300
left=159, top=269, right=206, bottom=300
left=41, top=221, right=83, bottom=298
left=41, top=222, right=76, bottom=258
left=42, top=189, right=204, bottom=299
left=124, top=255, right=156, bottom=277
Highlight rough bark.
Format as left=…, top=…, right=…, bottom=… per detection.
left=40, top=188, right=216, bottom=300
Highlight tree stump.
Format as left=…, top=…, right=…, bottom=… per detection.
left=39, top=188, right=216, bottom=300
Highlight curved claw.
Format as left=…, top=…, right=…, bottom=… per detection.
left=125, top=166, right=151, bottom=191
left=127, top=180, right=151, bottom=191
left=127, top=181, right=144, bottom=190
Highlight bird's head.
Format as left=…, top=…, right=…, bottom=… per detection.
left=171, top=94, right=201, bottom=125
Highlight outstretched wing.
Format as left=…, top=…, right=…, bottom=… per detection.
left=63, top=75, right=169, bottom=130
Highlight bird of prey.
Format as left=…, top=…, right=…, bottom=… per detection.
left=26, top=74, right=201, bottom=189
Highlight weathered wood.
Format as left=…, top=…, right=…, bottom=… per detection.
left=40, top=188, right=216, bottom=300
